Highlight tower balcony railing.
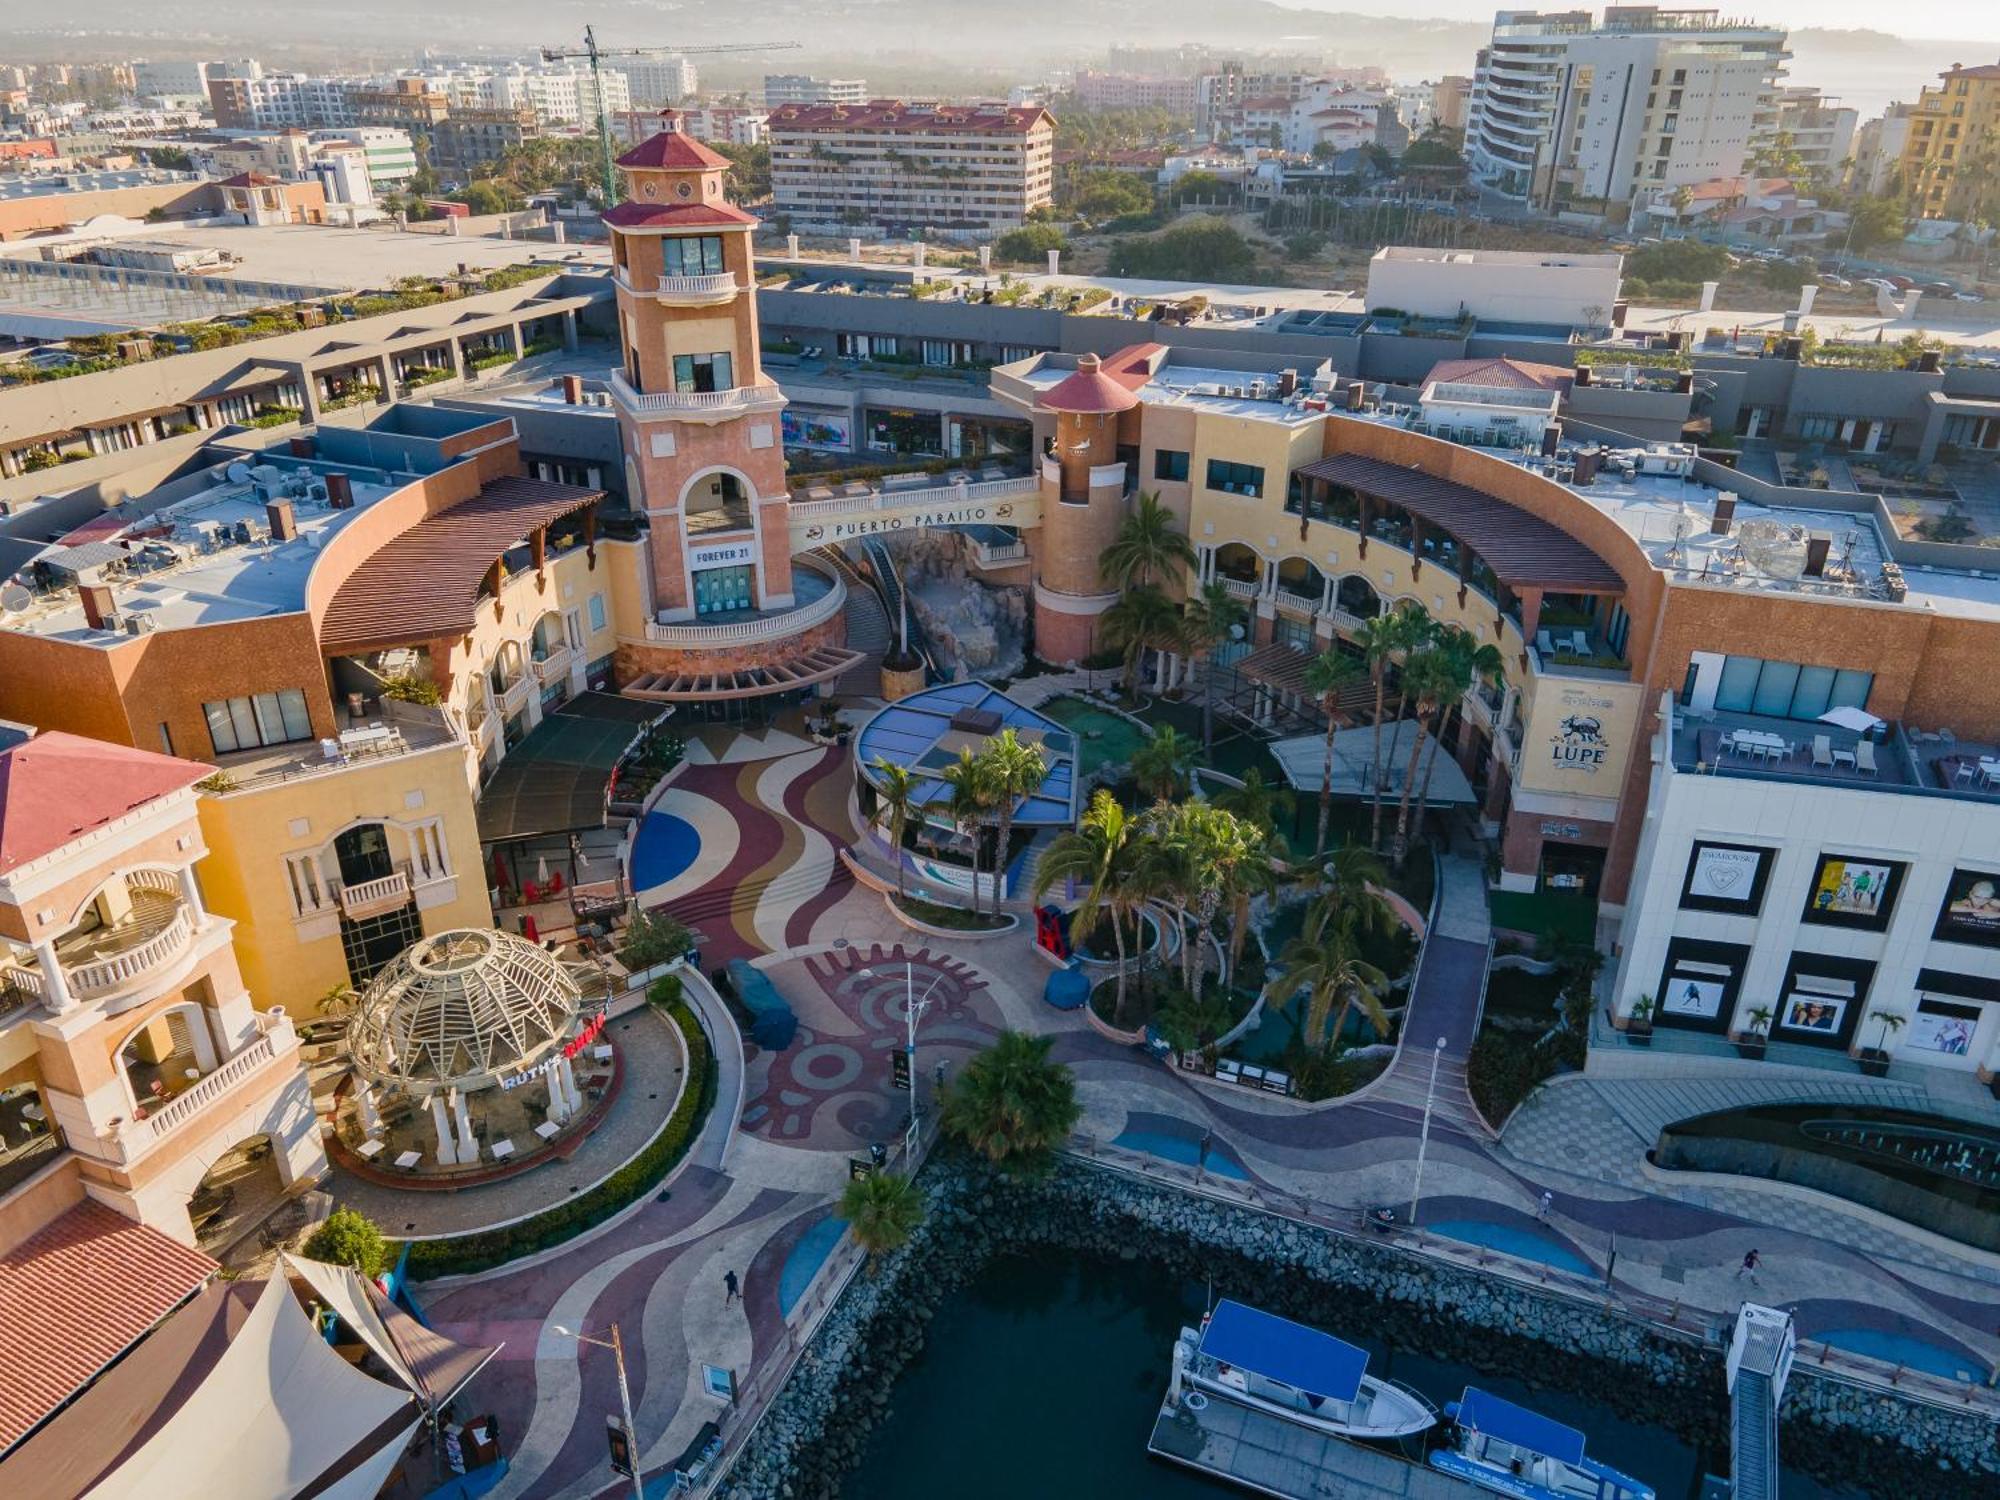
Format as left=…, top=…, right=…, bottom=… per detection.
left=609, top=370, right=786, bottom=418
left=615, top=268, right=741, bottom=305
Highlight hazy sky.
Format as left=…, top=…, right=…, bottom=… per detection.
left=1371, top=1, right=2000, bottom=43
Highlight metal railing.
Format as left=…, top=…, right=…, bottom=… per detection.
left=786, top=473, right=1039, bottom=525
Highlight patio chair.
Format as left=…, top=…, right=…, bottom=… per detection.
left=1855, top=740, right=1879, bottom=777
left=1810, top=734, right=1834, bottom=769
left=1956, top=759, right=1977, bottom=785
left=1535, top=629, right=1555, bottom=656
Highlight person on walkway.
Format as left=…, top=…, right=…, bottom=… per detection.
left=1536, top=1190, right=1554, bottom=1222
left=724, top=1269, right=740, bottom=1305
left=1736, top=1249, right=1761, bottom=1284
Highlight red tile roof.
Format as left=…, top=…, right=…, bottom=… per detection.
left=615, top=111, right=731, bottom=172
left=0, top=1200, right=214, bottom=1450
left=602, top=200, right=758, bottom=230
left=1037, top=351, right=1142, bottom=415
left=1424, top=355, right=1572, bottom=392
left=217, top=171, right=282, bottom=187
left=766, top=101, right=1053, bottom=135
left=318, top=475, right=602, bottom=653
left=0, top=732, right=209, bottom=877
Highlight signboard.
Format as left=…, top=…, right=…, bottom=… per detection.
left=1661, top=974, right=1728, bottom=1020
left=1800, top=852, right=1904, bottom=932
left=1515, top=679, right=1643, bottom=798
left=1652, top=938, right=1750, bottom=1035
left=782, top=408, right=854, bottom=452
left=1933, top=867, right=2000, bottom=949
left=687, top=539, right=757, bottom=571
left=1679, top=840, right=1774, bottom=915
left=606, top=1415, right=635, bottom=1478
left=891, top=1048, right=912, bottom=1091
left=1908, top=999, right=1980, bottom=1057
left=796, top=493, right=1029, bottom=545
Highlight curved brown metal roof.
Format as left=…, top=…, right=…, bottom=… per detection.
left=1297, top=452, right=1625, bottom=594
left=319, top=476, right=600, bottom=653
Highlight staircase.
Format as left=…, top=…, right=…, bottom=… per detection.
left=1725, top=1304, right=1791, bottom=1500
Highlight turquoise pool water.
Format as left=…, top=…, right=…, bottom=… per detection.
left=1814, top=1327, right=1985, bottom=1383
left=778, top=1214, right=849, bottom=1318
left=1427, top=1219, right=1595, bottom=1277
left=1111, top=1127, right=1250, bottom=1181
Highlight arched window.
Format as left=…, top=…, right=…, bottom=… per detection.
left=1337, top=574, right=1382, bottom=619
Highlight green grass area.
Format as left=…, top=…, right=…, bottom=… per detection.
left=1039, top=695, right=1149, bottom=777
left=893, top=893, right=1011, bottom=931
left=1489, top=889, right=1599, bottom=945
left=1128, top=696, right=1281, bottom=784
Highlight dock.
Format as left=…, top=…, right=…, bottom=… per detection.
left=1147, top=1396, right=1478, bottom=1499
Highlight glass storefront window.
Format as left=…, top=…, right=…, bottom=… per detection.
left=694, top=564, right=754, bottom=615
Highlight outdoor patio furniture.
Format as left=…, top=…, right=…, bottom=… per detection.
left=1856, top=740, right=1879, bottom=777
left=393, top=1150, right=422, bottom=1170
left=490, top=1139, right=515, bottom=1160
left=1833, top=747, right=1856, bottom=770
left=1955, top=759, right=1977, bottom=785
left=357, top=1138, right=386, bottom=1160
left=1981, top=757, right=2000, bottom=789
left=534, top=1120, right=561, bottom=1141
left=1535, top=629, right=1555, bottom=656
left=1811, top=735, right=1834, bottom=769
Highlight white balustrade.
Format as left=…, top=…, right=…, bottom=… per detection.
left=786, top=472, right=1040, bottom=524
left=643, top=566, right=846, bottom=647
left=338, top=868, right=411, bottom=918
left=614, top=269, right=738, bottom=301
left=142, top=1035, right=279, bottom=1140
left=1219, top=576, right=1260, bottom=602
left=498, top=675, right=533, bottom=716
left=608, top=370, right=784, bottom=415
left=533, top=645, right=573, bottom=684
left=64, top=905, right=195, bottom=999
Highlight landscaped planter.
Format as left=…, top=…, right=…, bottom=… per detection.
left=1856, top=1049, right=1893, bottom=1079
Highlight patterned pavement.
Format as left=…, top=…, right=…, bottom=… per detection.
left=413, top=733, right=2000, bottom=1500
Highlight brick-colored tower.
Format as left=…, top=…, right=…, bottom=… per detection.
left=605, top=110, right=792, bottom=622
left=1031, top=353, right=1140, bottom=665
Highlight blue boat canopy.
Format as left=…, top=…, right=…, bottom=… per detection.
left=1456, top=1387, right=1587, bottom=1466
left=1199, top=1301, right=1367, bottom=1403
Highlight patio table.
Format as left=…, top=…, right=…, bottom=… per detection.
left=1981, top=757, right=2000, bottom=788
left=534, top=1120, right=561, bottom=1141
left=356, top=1138, right=386, bottom=1160
left=393, top=1150, right=422, bottom=1170
left=490, top=1138, right=515, bottom=1160
left=593, top=1044, right=614, bottom=1062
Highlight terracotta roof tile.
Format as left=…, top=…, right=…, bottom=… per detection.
left=615, top=112, right=731, bottom=172
left=1037, top=352, right=1141, bottom=414
left=1424, top=355, right=1572, bottom=392
left=0, top=732, right=209, bottom=877
left=0, top=1200, right=213, bottom=1450
left=602, top=200, right=758, bottom=230
left=766, top=101, right=1053, bottom=135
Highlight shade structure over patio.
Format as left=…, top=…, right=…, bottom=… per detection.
left=283, top=1254, right=500, bottom=1416
left=477, top=691, right=669, bottom=844
left=856, top=681, right=1079, bottom=826
left=1269, top=719, right=1476, bottom=805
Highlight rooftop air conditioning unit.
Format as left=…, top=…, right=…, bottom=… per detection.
left=124, top=615, right=155, bottom=635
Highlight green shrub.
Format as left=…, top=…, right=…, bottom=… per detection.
left=618, top=910, right=693, bottom=971
left=993, top=223, right=1067, bottom=263
left=403, top=1000, right=716, bottom=1276
left=303, top=1207, right=393, bottom=1276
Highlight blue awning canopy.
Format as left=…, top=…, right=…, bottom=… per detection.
left=1198, top=1301, right=1367, bottom=1403
left=1456, top=1388, right=1586, bottom=1465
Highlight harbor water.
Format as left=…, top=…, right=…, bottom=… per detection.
left=840, top=1249, right=1879, bottom=1500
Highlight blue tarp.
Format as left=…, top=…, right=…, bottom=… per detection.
left=1199, top=1300, right=1367, bottom=1403
left=726, top=958, right=798, bottom=1049
left=1044, top=966, right=1090, bottom=1010
left=1456, top=1387, right=1587, bottom=1465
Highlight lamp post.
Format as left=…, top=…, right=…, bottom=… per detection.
left=553, top=1323, right=644, bottom=1500
left=904, top=961, right=945, bottom=1160
left=1406, top=1035, right=1448, bottom=1228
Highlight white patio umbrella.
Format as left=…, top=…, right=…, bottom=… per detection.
left=1818, top=705, right=1884, bottom=734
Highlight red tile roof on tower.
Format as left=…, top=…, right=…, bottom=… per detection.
left=614, top=110, right=731, bottom=171
left=1423, top=355, right=1572, bottom=392
left=1036, top=351, right=1143, bottom=414
left=0, top=731, right=209, bottom=877
left=0, top=1200, right=215, bottom=1450
left=602, top=200, right=759, bottom=230
left=216, top=171, right=282, bottom=188
left=765, top=101, right=1054, bottom=135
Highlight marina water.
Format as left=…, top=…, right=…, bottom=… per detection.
left=840, top=1249, right=1876, bottom=1500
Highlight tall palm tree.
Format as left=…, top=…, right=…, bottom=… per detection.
left=1136, top=810, right=1200, bottom=996
left=1216, top=769, right=1291, bottom=976
left=1411, top=625, right=1503, bottom=842
left=1102, top=490, right=1196, bottom=592
left=1100, top=584, right=1177, bottom=696
left=978, top=729, right=1047, bottom=910
left=941, top=749, right=994, bottom=916
left=1148, top=801, right=1260, bottom=1004
left=1215, top=767, right=1294, bottom=847
left=839, top=1169, right=924, bottom=1262
left=1353, top=609, right=1416, bottom=851
left=869, top=758, right=920, bottom=899
left=1301, top=647, right=1362, bottom=857
left=1179, top=580, right=1246, bottom=749
left=1320, top=837, right=1392, bottom=938
left=1274, top=900, right=1390, bottom=1053
left=1390, top=647, right=1458, bottom=870
left=942, top=1029, right=1082, bottom=1174
left=1131, top=723, right=1195, bottom=802
left=1033, top=791, right=1148, bottom=1022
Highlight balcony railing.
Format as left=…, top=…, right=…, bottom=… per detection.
left=643, top=566, right=846, bottom=647
left=497, top=674, right=533, bottom=717
left=1218, top=576, right=1261, bottom=602
left=533, top=645, right=573, bottom=684
left=144, top=1034, right=276, bottom=1139
left=65, top=905, right=194, bottom=999
left=609, top=370, right=786, bottom=417
left=337, top=867, right=412, bottom=921
left=786, top=473, right=1040, bottom=525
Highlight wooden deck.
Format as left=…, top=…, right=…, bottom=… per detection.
left=1147, top=1396, right=1475, bottom=1500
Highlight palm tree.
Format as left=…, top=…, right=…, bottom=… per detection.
left=1319, top=837, right=1392, bottom=938
left=1131, top=723, right=1195, bottom=802
left=1410, top=626, right=1502, bottom=842
left=1148, top=801, right=1261, bottom=1004
left=1214, top=767, right=1294, bottom=847
left=1033, top=790, right=1147, bottom=1022
left=1354, top=607, right=1425, bottom=851
left=1102, top=490, right=1196, bottom=591
left=1154, top=986, right=1235, bottom=1058
left=942, top=1029, right=1082, bottom=1174
left=1100, top=584, right=1177, bottom=696
left=870, top=758, right=920, bottom=899
left=839, top=1169, right=924, bottom=1261
left=1301, top=647, right=1362, bottom=856
left=1215, top=770, right=1291, bottom=975
left=941, top=749, right=995, bottom=916
left=1273, top=899, right=1389, bottom=1053
left=1390, top=648, right=1457, bottom=870
left=1179, top=580, right=1246, bottom=748
left=978, top=729, right=1047, bottom=910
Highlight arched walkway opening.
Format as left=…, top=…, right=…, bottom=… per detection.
left=685, top=470, right=753, bottom=536
left=1275, top=557, right=1327, bottom=606
left=1214, top=542, right=1261, bottom=585
left=1337, top=573, right=1382, bottom=619
left=120, top=1000, right=219, bottom=1114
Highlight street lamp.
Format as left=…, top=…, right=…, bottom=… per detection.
left=903, top=961, right=945, bottom=1160
left=551, top=1323, right=644, bottom=1500
left=1406, top=1035, right=1448, bottom=1228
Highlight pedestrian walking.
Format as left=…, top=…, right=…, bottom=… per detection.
left=1536, top=1190, right=1554, bottom=1222
left=1736, top=1249, right=1761, bottom=1285
left=724, top=1269, right=740, bottom=1305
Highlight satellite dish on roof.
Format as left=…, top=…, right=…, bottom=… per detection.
left=225, top=461, right=251, bottom=483
left=0, top=583, right=31, bottom=614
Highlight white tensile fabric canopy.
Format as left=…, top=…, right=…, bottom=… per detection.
left=1269, top=719, right=1477, bottom=805
left=84, top=1275, right=420, bottom=1500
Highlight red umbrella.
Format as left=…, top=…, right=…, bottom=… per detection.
left=492, top=847, right=511, bottom=895
left=523, top=913, right=539, bottom=944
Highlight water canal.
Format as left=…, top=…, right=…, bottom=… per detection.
left=841, top=1249, right=1879, bottom=1500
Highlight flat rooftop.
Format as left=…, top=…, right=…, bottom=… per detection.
left=2, top=456, right=401, bottom=642
left=1007, top=356, right=1327, bottom=427
left=0, top=169, right=200, bottom=201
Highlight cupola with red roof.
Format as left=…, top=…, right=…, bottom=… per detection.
left=610, top=109, right=739, bottom=224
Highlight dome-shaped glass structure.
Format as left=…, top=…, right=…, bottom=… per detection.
left=348, top=928, right=586, bottom=1093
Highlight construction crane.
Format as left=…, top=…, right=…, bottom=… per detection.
left=540, top=28, right=799, bottom=205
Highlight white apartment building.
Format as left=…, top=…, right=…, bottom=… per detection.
left=764, top=75, right=869, bottom=108
left=1774, top=86, right=1858, bottom=185
left=132, top=59, right=213, bottom=104
left=1853, top=103, right=1913, bottom=197
left=1209, top=80, right=1397, bottom=155
left=681, top=106, right=769, bottom=147
left=310, top=127, right=417, bottom=191
left=621, top=57, right=699, bottom=110
left=1074, top=71, right=1200, bottom=114
left=418, top=65, right=631, bottom=127
left=1468, top=6, right=1788, bottom=208
left=207, top=70, right=357, bottom=131
left=767, top=101, right=1055, bottom=236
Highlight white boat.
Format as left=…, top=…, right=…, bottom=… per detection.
left=1429, top=1387, right=1655, bottom=1500
left=1172, top=1300, right=1435, bottom=1441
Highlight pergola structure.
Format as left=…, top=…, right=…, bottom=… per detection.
left=346, top=928, right=596, bottom=1167
left=622, top=645, right=864, bottom=701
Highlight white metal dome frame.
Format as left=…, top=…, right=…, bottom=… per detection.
left=347, top=927, right=588, bottom=1094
